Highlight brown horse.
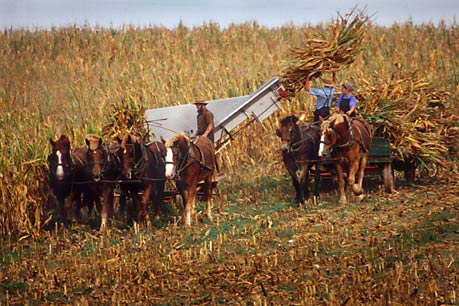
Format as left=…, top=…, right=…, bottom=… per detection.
left=164, top=133, right=215, bottom=226
left=67, top=134, right=105, bottom=223
left=84, top=134, right=105, bottom=182
left=276, top=115, right=321, bottom=206
left=319, top=113, right=372, bottom=204
left=48, top=134, right=104, bottom=224
left=48, top=135, right=73, bottom=221
left=99, top=141, right=123, bottom=230
left=118, top=133, right=167, bottom=225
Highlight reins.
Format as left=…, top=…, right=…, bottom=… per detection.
left=321, top=119, right=352, bottom=151
left=124, top=142, right=167, bottom=179
left=49, top=151, right=73, bottom=172
left=334, top=125, right=353, bottom=150
left=287, top=124, right=319, bottom=154
left=321, top=116, right=371, bottom=153
left=173, top=140, right=213, bottom=179
left=71, top=149, right=86, bottom=167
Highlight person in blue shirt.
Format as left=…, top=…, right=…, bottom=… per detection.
left=335, top=81, right=357, bottom=117
left=304, top=72, right=337, bottom=122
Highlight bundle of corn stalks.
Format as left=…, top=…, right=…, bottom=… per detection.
left=356, top=75, right=459, bottom=178
left=279, top=8, right=369, bottom=97
left=102, top=98, right=147, bottom=141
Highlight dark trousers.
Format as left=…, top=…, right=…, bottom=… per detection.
left=314, top=107, right=330, bottom=122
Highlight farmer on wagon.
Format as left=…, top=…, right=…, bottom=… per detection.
left=304, top=72, right=337, bottom=122
left=335, top=81, right=357, bottom=117
left=194, top=99, right=215, bottom=142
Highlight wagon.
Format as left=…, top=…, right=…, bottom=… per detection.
left=314, top=136, right=395, bottom=194
left=144, top=77, right=287, bottom=202
left=365, top=136, right=395, bottom=192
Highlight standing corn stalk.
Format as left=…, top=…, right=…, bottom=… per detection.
left=280, top=8, right=370, bottom=97
left=102, top=98, right=148, bottom=141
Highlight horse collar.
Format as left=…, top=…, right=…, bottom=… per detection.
left=290, top=125, right=316, bottom=153
left=333, top=124, right=354, bottom=151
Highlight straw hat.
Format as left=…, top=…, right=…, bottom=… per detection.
left=193, top=98, right=208, bottom=105
left=321, top=78, right=334, bottom=87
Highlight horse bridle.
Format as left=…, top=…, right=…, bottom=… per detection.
left=282, top=124, right=317, bottom=153
left=84, top=147, right=108, bottom=178
left=122, top=143, right=148, bottom=179
left=49, top=150, right=73, bottom=176
left=171, top=141, right=212, bottom=179
left=320, top=123, right=353, bottom=151
left=170, top=144, right=193, bottom=179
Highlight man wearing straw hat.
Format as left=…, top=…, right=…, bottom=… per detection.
left=194, top=99, right=215, bottom=142
left=304, top=72, right=337, bottom=122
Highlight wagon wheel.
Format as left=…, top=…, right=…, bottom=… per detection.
left=383, top=162, right=395, bottom=193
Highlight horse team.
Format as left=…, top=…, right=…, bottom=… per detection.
left=48, top=112, right=371, bottom=230
left=276, top=113, right=372, bottom=206
left=48, top=132, right=216, bottom=230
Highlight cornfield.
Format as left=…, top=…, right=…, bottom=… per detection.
left=1, top=16, right=459, bottom=305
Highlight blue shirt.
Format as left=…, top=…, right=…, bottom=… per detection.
left=336, top=93, right=357, bottom=109
left=309, top=86, right=335, bottom=110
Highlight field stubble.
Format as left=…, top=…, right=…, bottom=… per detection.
left=1, top=162, right=459, bottom=305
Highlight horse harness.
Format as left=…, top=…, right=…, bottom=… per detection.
left=285, top=124, right=319, bottom=154
left=84, top=147, right=108, bottom=173
left=70, top=149, right=85, bottom=168
left=48, top=150, right=73, bottom=183
left=124, top=141, right=165, bottom=178
left=173, top=137, right=214, bottom=178
left=324, top=117, right=370, bottom=153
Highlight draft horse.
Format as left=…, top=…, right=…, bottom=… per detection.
left=319, top=113, right=372, bottom=205
left=48, top=135, right=73, bottom=221
left=276, top=115, right=321, bottom=206
left=48, top=134, right=105, bottom=224
left=118, top=133, right=167, bottom=225
left=164, top=133, right=215, bottom=226
left=67, top=134, right=105, bottom=223
left=99, top=141, right=123, bottom=230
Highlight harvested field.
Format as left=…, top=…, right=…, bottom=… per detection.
left=1, top=164, right=459, bottom=304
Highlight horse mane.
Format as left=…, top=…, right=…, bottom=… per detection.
left=52, top=134, right=71, bottom=151
left=71, top=147, right=87, bottom=166
left=165, top=132, right=190, bottom=148
left=280, top=115, right=298, bottom=125
left=119, top=133, right=141, bottom=149
left=321, top=113, right=347, bottom=131
left=57, top=134, right=70, bottom=143
left=85, top=134, right=102, bottom=150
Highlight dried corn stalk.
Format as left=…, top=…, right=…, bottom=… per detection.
left=102, top=98, right=147, bottom=141
left=357, top=75, right=459, bottom=177
left=280, top=8, right=369, bottom=97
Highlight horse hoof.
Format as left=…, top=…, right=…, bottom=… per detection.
left=146, top=219, right=152, bottom=228
left=352, top=184, right=363, bottom=195
left=339, top=198, right=347, bottom=205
